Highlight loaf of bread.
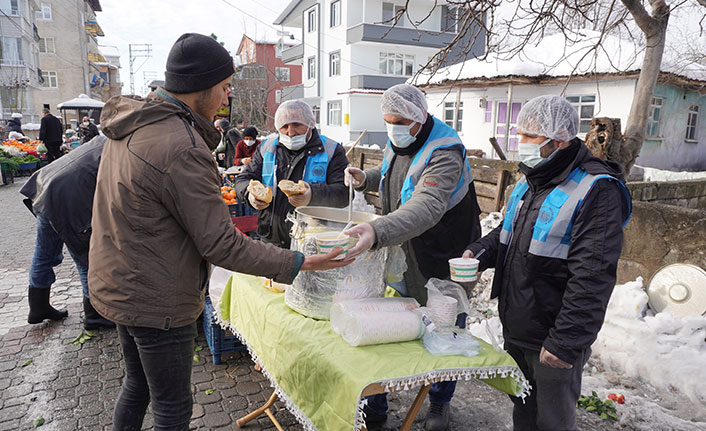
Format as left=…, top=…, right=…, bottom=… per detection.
left=247, top=179, right=273, bottom=203
left=278, top=179, right=307, bottom=197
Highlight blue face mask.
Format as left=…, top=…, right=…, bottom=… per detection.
left=518, top=138, right=552, bottom=168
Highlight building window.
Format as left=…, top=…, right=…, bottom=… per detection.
left=442, top=5, right=460, bottom=32
left=328, top=100, right=342, bottom=126
left=312, top=105, right=320, bottom=124
left=308, top=9, right=317, bottom=32
left=330, top=0, right=341, bottom=27
left=38, top=37, right=55, bottom=54
left=495, top=102, right=522, bottom=152
left=0, top=0, right=19, bottom=16
left=483, top=100, right=493, bottom=123
left=249, top=45, right=255, bottom=62
left=0, top=37, right=23, bottom=65
left=382, top=2, right=405, bottom=26
left=379, top=53, right=414, bottom=76
left=686, top=105, right=699, bottom=141
left=329, top=51, right=340, bottom=76
left=276, top=67, right=290, bottom=82
left=275, top=90, right=282, bottom=103
left=566, top=95, right=595, bottom=134
left=307, top=56, right=316, bottom=79
left=444, top=101, right=463, bottom=131
left=646, top=97, right=663, bottom=138
left=41, top=71, right=57, bottom=88
left=36, top=2, right=51, bottom=20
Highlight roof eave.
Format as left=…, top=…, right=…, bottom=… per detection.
left=273, top=0, right=302, bottom=26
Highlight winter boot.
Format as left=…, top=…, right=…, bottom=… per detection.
left=83, top=296, right=115, bottom=330
left=424, top=402, right=450, bottom=431
left=27, top=286, right=68, bottom=324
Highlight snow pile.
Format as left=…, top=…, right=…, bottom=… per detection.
left=640, top=166, right=706, bottom=182
left=592, top=278, right=706, bottom=405
left=481, top=212, right=503, bottom=236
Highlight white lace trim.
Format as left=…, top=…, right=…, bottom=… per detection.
left=212, top=307, right=530, bottom=431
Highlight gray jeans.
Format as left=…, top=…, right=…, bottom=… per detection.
left=505, top=342, right=591, bottom=431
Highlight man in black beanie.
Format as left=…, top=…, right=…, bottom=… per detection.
left=91, top=33, right=351, bottom=431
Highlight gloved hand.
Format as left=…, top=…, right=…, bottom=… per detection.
left=288, top=181, right=312, bottom=207
left=248, top=192, right=270, bottom=210
left=344, top=167, right=366, bottom=188
left=345, top=222, right=376, bottom=258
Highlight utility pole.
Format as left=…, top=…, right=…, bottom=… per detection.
left=128, top=44, right=152, bottom=95
left=142, top=71, right=158, bottom=96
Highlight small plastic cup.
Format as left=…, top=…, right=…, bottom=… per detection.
left=448, top=257, right=479, bottom=282
left=315, top=232, right=349, bottom=260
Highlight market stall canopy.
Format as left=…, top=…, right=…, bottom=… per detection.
left=57, top=94, right=105, bottom=110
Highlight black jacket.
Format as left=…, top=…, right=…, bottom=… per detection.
left=7, top=118, right=22, bottom=133
left=235, top=128, right=349, bottom=248
left=39, top=114, right=63, bottom=144
left=467, top=140, right=630, bottom=363
left=80, top=122, right=100, bottom=144
left=20, top=135, right=106, bottom=266
left=223, top=127, right=241, bottom=169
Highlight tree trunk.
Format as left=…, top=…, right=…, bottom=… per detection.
left=620, top=0, right=670, bottom=174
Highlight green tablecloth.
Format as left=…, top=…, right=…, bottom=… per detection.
left=213, top=271, right=529, bottom=431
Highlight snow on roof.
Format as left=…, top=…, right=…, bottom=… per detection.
left=57, top=94, right=105, bottom=110
left=416, top=30, right=706, bottom=86
left=99, top=45, right=120, bottom=58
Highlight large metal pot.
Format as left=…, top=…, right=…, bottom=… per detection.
left=286, top=206, right=388, bottom=320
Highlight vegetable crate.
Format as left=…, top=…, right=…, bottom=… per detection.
left=228, top=202, right=257, bottom=218
left=203, top=295, right=246, bottom=365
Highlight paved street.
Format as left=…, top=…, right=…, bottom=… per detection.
left=0, top=176, right=655, bottom=431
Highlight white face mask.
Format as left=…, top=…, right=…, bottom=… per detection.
left=518, top=138, right=552, bottom=168
left=244, top=138, right=256, bottom=147
left=386, top=121, right=417, bottom=148
left=279, top=129, right=308, bottom=151
left=83, top=121, right=89, bottom=126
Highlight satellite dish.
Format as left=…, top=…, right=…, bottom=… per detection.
left=646, top=264, right=706, bottom=318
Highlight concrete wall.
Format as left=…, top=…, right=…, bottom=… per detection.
left=618, top=201, right=706, bottom=284
left=627, top=179, right=706, bottom=209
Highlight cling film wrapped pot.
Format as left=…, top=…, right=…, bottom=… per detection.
left=286, top=207, right=389, bottom=320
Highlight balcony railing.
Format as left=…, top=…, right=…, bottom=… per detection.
left=281, top=44, right=303, bottom=63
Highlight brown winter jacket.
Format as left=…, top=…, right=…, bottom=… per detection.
left=88, top=90, right=302, bottom=329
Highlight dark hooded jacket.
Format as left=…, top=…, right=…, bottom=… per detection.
left=234, top=128, right=349, bottom=249
left=20, top=135, right=106, bottom=266
left=89, top=89, right=303, bottom=329
left=7, top=118, right=22, bottom=133
left=467, top=140, right=630, bottom=364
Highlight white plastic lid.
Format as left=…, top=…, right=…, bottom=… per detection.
left=646, top=264, right=706, bottom=318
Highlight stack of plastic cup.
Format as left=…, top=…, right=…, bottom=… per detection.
left=330, top=297, right=420, bottom=334
left=340, top=310, right=424, bottom=347
left=427, top=294, right=458, bottom=328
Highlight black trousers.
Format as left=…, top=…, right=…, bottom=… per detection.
left=505, top=342, right=591, bottom=431
left=45, top=142, right=62, bottom=163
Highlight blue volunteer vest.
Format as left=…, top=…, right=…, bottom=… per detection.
left=260, top=134, right=337, bottom=187
left=500, top=167, right=632, bottom=259
left=380, top=117, right=472, bottom=209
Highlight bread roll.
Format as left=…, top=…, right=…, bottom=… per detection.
left=278, top=179, right=306, bottom=197
left=247, top=179, right=273, bottom=203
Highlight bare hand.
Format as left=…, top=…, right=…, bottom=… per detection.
left=344, top=223, right=376, bottom=258
left=540, top=347, right=573, bottom=369
left=462, top=250, right=474, bottom=259
left=301, top=247, right=355, bottom=271
left=344, top=167, right=366, bottom=187
left=218, top=153, right=225, bottom=160
left=288, top=181, right=311, bottom=207
left=242, top=157, right=252, bottom=165
left=248, top=192, right=270, bottom=210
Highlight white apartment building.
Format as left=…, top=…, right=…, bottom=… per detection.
left=0, top=0, right=42, bottom=125
left=33, top=0, right=105, bottom=125
left=274, top=0, right=484, bottom=146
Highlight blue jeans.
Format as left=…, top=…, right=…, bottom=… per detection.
left=29, top=213, right=89, bottom=297
left=113, top=322, right=197, bottom=431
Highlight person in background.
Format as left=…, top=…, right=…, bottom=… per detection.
left=235, top=100, right=350, bottom=249
left=345, top=83, right=482, bottom=430
left=80, top=116, right=100, bottom=145
left=233, top=126, right=259, bottom=166
left=90, top=33, right=350, bottom=431
left=7, top=112, right=23, bottom=134
left=20, top=135, right=114, bottom=330
left=213, top=118, right=241, bottom=169
left=463, top=95, right=632, bottom=431
left=39, top=108, right=64, bottom=163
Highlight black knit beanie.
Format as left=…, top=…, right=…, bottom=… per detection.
left=243, top=126, right=258, bottom=139
left=164, top=33, right=234, bottom=94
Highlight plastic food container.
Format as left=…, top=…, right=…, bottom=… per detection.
left=315, top=231, right=349, bottom=260
left=448, top=257, right=479, bottom=282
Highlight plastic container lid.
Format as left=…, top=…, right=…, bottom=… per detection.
left=646, top=264, right=706, bottom=318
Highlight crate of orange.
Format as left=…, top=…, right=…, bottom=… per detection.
left=221, top=185, right=249, bottom=218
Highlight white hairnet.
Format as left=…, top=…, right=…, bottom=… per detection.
left=516, top=95, right=579, bottom=142
left=274, top=100, right=316, bottom=130
left=381, top=84, right=428, bottom=124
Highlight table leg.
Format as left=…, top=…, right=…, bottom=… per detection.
left=235, top=391, right=279, bottom=428
left=400, top=384, right=431, bottom=431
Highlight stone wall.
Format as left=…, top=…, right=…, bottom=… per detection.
left=626, top=179, right=706, bottom=209
left=618, top=201, right=706, bottom=284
